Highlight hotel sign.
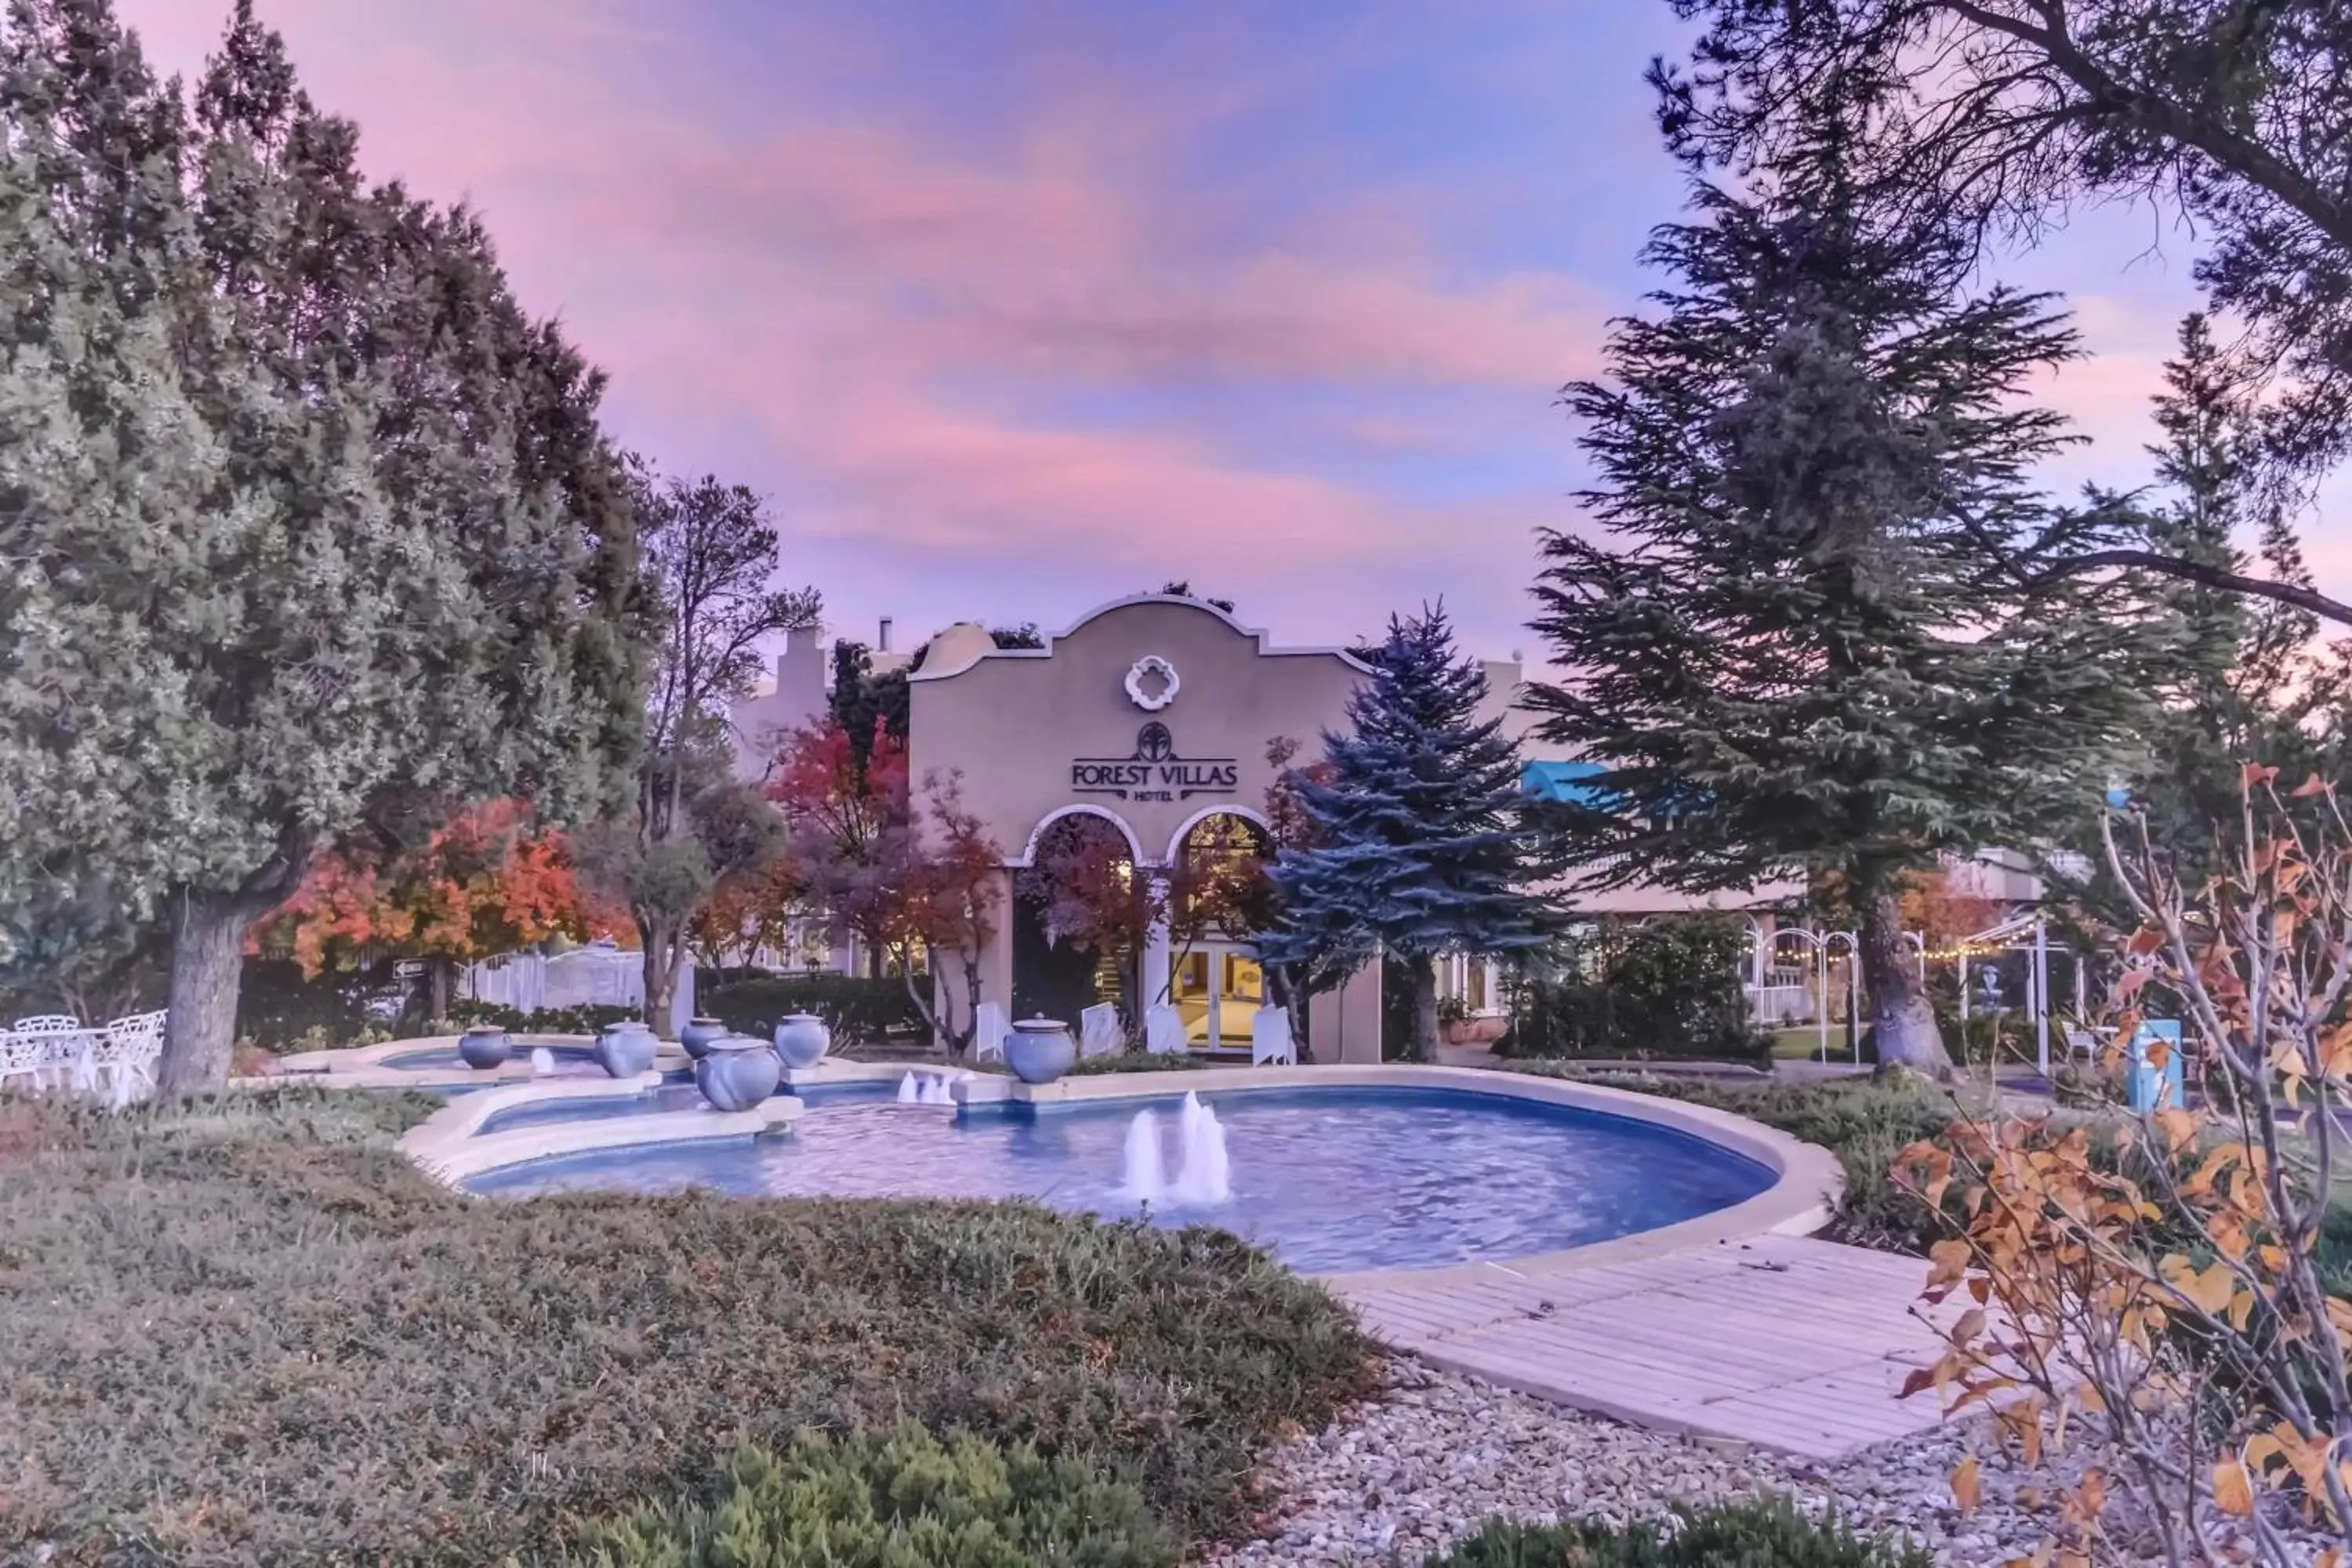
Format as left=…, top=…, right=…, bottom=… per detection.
left=1071, top=722, right=1238, bottom=802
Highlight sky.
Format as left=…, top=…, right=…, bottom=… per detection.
left=116, top=0, right=2352, bottom=671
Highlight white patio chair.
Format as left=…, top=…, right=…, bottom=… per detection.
left=89, top=1011, right=165, bottom=1107
left=1250, top=1006, right=1295, bottom=1066
left=0, top=1032, right=51, bottom=1096
left=1144, top=1004, right=1185, bottom=1056
left=971, top=1001, right=1007, bottom=1064
left=12, top=1015, right=89, bottom=1092
left=1079, top=1003, right=1122, bottom=1059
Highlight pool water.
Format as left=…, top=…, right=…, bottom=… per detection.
left=463, top=1087, right=1773, bottom=1273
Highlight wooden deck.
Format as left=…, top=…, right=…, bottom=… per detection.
left=1336, top=1234, right=1957, bottom=1460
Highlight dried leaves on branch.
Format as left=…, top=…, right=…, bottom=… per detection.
left=1893, top=768, right=2352, bottom=1566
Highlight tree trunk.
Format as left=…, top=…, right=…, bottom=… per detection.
left=1407, top=951, right=1439, bottom=1064
left=429, top=958, right=453, bottom=1025
left=1859, top=891, right=1948, bottom=1073
left=157, top=891, right=252, bottom=1094
left=641, top=920, right=682, bottom=1038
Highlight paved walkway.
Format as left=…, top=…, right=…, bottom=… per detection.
left=1337, top=1234, right=1957, bottom=1460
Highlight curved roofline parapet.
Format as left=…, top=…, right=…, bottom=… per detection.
left=904, top=593, right=1377, bottom=683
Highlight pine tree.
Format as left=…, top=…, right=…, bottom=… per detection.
left=2086, top=314, right=2350, bottom=900
left=1526, top=166, right=2168, bottom=1072
left=1261, top=606, right=1553, bottom=1062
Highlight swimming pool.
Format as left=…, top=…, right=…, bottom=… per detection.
left=463, top=1085, right=1775, bottom=1274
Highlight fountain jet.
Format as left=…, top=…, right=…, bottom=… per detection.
left=897, top=1072, right=919, bottom=1104
left=530, top=1046, right=555, bottom=1077
left=1168, top=1091, right=1231, bottom=1205
left=1120, top=1109, right=1166, bottom=1203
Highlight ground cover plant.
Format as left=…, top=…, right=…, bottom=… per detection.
left=551, top=1421, right=1178, bottom=1567
left=1421, top=1497, right=1930, bottom=1566
left=0, top=1091, right=1373, bottom=1565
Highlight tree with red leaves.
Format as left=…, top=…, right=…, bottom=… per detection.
left=253, top=800, right=604, bottom=1022
left=771, top=722, right=1007, bottom=1052
left=768, top=720, right=909, bottom=980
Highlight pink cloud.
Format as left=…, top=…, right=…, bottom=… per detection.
left=102, top=0, right=1600, bottom=653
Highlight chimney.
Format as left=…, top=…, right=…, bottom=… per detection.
left=879, top=616, right=894, bottom=653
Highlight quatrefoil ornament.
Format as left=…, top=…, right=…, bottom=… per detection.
left=1124, top=655, right=1180, bottom=712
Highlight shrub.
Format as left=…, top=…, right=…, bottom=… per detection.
left=700, top=973, right=924, bottom=1046
left=446, top=997, right=643, bottom=1036
left=554, top=1422, right=1178, bottom=1567
left=1423, top=1499, right=1929, bottom=1566
left=0, top=1091, right=1373, bottom=1565
left=234, top=955, right=405, bottom=1048
left=1499, top=917, right=1770, bottom=1065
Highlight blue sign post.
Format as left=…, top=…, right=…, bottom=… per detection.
left=2128, top=1020, right=2185, bottom=1113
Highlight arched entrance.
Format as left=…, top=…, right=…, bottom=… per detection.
left=1160, top=811, right=1274, bottom=1051
left=1011, top=809, right=1143, bottom=1025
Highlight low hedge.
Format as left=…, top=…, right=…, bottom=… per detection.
left=0, top=1091, right=1374, bottom=1565
left=446, top=997, right=644, bottom=1036
left=554, top=1422, right=1178, bottom=1567
left=1426, top=1499, right=1929, bottom=1566
left=699, top=973, right=924, bottom=1046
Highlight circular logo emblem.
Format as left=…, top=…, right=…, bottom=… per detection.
left=1136, top=721, right=1174, bottom=761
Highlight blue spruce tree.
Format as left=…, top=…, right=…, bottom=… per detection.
left=1261, top=606, right=1553, bottom=1062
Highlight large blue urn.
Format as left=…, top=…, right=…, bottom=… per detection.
left=695, top=1035, right=782, bottom=1111
left=457, top=1025, right=512, bottom=1070
left=594, top=1020, right=659, bottom=1078
left=1004, top=1018, right=1076, bottom=1086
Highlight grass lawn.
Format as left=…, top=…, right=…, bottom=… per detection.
left=0, top=1090, right=1373, bottom=1566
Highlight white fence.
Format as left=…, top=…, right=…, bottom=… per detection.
left=1744, top=982, right=1813, bottom=1025
left=462, top=942, right=695, bottom=1036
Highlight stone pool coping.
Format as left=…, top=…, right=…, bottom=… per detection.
left=956, top=1065, right=1843, bottom=1287
left=264, top=1033, right=698, bottom=1090
left=400, top=1070, right=803, bottom=1185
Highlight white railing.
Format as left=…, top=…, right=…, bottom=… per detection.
left=1744, top=983, right=1813, bottom=1025
left=463, top=942, right=695, bottom=1034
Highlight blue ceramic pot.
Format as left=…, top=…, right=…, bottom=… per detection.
left=457, top=1026, right=512, bottom=1070
left=695, top=1035, right=782, bottom=1111
left=678, top=1016, right=728, bottom=1060
left=594, top=1020, right=658, bottom=1078
left=772, top=1012, right=831, bottom=1070
left=1004, top=1019, right=1076, bottom=1086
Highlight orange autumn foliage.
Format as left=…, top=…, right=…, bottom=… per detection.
left=254, top=800, right=615, bottom=976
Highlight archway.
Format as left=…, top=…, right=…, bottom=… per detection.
left=1162, top=811, right=1276, bottom=1049
left=1011, top=811, right=1145, bottom=1025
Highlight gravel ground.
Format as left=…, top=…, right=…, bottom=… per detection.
left=1203, top=1357, right=2323, bottom=1566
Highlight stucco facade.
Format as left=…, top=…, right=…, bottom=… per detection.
left=908, top=595, right=1388, bottom=1061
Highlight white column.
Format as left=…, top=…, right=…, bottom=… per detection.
left=1142, top=873, right=1172, bottom=1011
left=2034, top=917, right=2050, bottom=1077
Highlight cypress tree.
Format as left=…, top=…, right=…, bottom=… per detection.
left=0, top=0, right=644, bottom=1087
left=1261, top=606, right=1553, bottom=1062
left=1526, top=165, right=2166, bottom=1071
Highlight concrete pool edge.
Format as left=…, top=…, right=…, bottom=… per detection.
left=400, top=1072, right=804, bottom=1184
left=960, top=1065, right=1843, bottom=1287
left=257, top=1033, right=698, bottom=1091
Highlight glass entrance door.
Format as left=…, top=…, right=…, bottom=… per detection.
left=1167, top=943, right=1265, bottom=1049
